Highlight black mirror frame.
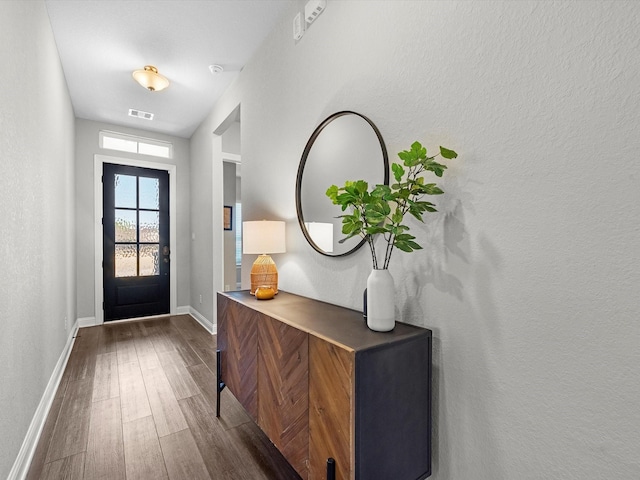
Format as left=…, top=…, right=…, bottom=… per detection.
left=295, top=111, right=390, bottom=257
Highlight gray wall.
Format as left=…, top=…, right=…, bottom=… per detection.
left=190, top=113, right=241, bottom=322
left=191, top=1, right=640, bottom=479
left=189, top=119, right=214, bottom=321
left=75, top=119, right=191, bottom=319
left=0, top=1, right=76, bottom=477
left=222, top=121, right=241, bottom=155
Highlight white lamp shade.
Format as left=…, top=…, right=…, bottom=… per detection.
left=243, top=221, right=286, bottom=254
left=304, top=222, right=333, bottom=253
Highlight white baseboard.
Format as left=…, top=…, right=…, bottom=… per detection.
left=77, top=316, right=96, bottom=328
left=8, top=321, right=79, bottom=480
left=79, top=308, right=192, bottom=327
left=189, top=307, right=216, bottom=334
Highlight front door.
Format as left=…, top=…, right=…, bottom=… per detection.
left=103, top=163, right=170, bottom=321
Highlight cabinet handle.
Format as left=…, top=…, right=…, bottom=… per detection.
left=216, top=349, right=226, bottom=417
left=327, top=457, right=335, bottom=480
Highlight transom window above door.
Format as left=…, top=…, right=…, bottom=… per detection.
left=99, top=130, right=173, bottom=159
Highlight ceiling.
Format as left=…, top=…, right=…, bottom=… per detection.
left=45, top=0, right=292, bottom=138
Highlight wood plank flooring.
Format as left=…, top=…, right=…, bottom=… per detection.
left=26, top=315, right=301, bottom=480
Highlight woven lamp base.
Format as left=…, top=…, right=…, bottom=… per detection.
left=250, top=254, right=279, bottom=295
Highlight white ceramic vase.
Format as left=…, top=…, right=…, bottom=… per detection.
left=366, top=269, right=395, bottom=332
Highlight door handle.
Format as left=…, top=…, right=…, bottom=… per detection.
left=162, top=246, right=170, bottom=256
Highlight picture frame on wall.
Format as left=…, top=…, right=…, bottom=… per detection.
left=223, top=205, right=233, bottom=230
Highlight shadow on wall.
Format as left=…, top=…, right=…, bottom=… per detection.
left=401, top=238, right=508, bottom=478
left=398, top=162, right=472, bottom=310
left=397, top=203, right=466, bottom=317
left=396, top=166, right=510, bottom=478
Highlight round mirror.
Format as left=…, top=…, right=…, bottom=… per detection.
left=296, top=111, right=389, bottom=257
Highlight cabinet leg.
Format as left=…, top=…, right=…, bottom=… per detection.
left=216, top=349, right=226, bottom=417
left=327, top=458, right=335, bottom=480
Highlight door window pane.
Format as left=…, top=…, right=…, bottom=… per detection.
left=139, top=177, right=159, bottom=209
left=115, top=174, right=137, bottom=208
left=115, top=209, right=137, bottom=242
left=139, top=211, right=159, bottom=242
left=115, top=244, right=137, bottom=277
left=139, top=244, right=160, bottom=276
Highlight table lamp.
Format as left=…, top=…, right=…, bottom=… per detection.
left=243, top=220, right=286, bottom=295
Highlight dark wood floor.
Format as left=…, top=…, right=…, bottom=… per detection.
left=26, top=315, right=301, bottom=480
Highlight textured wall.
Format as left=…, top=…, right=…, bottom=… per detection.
left=74, top=119, right=191, bottom=318
left=189, top=121, right=215, bottom=321
left=192, top=1, right=640, bottom=478
left=222, top=121, right=241, bottom=156
left=190, top=81, right=243, bottom=323
left=0, top=1, right=76, bottom=477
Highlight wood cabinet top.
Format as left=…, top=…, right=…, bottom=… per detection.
left=218, top=290, right=431, bottom=352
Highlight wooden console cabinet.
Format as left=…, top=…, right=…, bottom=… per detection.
left=217, top=290, right=432, bottom=480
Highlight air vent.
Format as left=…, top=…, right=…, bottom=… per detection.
left=128, top=109, right=154, bottom=120
left=305, top=0, right=326, bottom=24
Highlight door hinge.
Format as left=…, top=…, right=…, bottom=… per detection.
left=102, top=301, right=104, bottom=310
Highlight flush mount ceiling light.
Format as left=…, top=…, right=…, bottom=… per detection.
left=132, top=65, right=169, bottom=92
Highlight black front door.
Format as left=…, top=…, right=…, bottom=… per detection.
left=103, top=163, right=170, bottom=321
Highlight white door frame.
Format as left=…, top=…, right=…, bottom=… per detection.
left=94, top=154, right=178, bottom=324
left=211, top=103, right=241, bottom=329
left=212, top=135, right=224, bottom=329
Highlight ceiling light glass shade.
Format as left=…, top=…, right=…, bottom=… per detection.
left=132, top=65, right=169, bottom=92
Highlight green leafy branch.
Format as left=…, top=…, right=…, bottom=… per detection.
left=326, top=141, right=457, bottom=269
